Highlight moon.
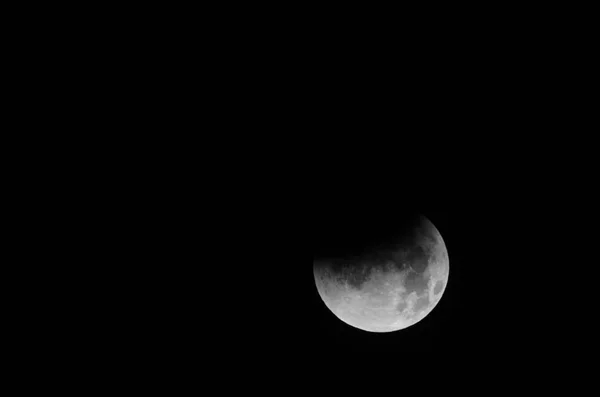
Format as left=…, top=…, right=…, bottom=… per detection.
left=313, top=216, right=449, bottom=332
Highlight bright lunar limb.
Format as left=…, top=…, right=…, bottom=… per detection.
left=313, top=216, right=449, bottom=333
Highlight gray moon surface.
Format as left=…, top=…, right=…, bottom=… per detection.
left=313, top=217, right=449, bottom=333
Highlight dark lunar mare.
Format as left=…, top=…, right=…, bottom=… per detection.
left=434, top=280, right=444, bottom=295
left=395, top=226, right=437, bottom=298
left=413, top=295, right=430, bottom=314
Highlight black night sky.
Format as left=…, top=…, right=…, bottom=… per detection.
left=12, top=6, right=595, bottom=390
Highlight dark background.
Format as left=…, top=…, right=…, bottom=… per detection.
left=5, top=7, right=596, bottom=388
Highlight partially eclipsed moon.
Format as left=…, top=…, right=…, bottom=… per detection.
left=313, top=217, right=449, bottom=333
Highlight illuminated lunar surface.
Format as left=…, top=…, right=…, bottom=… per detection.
left=313, top=217, right=449, bottom=333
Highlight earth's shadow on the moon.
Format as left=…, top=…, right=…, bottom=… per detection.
left=313, top=210, right=428, bottom=262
